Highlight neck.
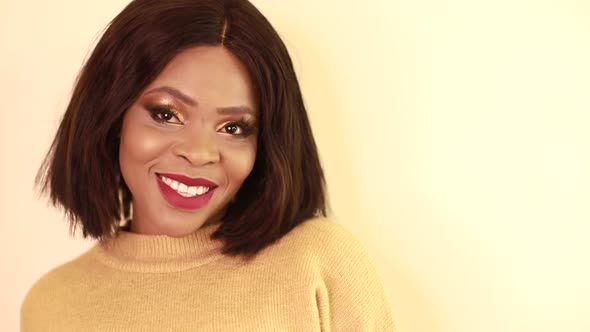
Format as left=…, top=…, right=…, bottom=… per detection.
left=93, top=222, right=225, bottom=273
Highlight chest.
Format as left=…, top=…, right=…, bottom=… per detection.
left=43, top=266, right=324, bottom=331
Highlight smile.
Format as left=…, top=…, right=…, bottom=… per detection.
left=155, top=172, right=218, bottom=210
left=160, top=175, right=211, bottom=197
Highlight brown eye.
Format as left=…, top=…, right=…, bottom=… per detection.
left=219, top=120, right=256, bottom=137
left=158, top=112, right=174, bottom=121
left=224, top=124, right=241, bottom=135
left=145, top=105, right=183, bottom=125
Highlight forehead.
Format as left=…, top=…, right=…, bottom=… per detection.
left=145, top=46, right=256, bottom=109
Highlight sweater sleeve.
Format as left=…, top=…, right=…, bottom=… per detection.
left=313, top=220, right=397, bottom=331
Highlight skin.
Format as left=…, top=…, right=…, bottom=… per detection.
left=119, top=46, right=258, bottom=236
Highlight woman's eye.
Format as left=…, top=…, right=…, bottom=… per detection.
left=220, top=121, right=255, bottom=137
left=158, top=112, right=174, bottom=121
left=223, top=123, right=242, bottom=135
left=146, top=106, right=183, bottom=125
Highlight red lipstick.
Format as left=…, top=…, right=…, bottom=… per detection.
left=155, top=173, right=217, bottom=210
left=157, top=173, right=218, bottom=187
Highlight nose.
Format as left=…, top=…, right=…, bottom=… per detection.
left=171, top=126, right=220, bottom=166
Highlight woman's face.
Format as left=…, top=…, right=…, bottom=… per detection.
left=119, top=46, right=258, bottom=236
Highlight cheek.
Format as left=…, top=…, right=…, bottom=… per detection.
left=224, top=141, right=257, bottom=185
left=119, top=119, right=167, bottom=183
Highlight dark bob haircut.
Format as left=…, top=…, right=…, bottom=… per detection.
left=36, top=0, right=326, bottom=259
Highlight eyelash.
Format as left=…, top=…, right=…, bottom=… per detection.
left=222, top=118, right=256, bottom=137
left=145, top=105, right=257, bottom=137
left=146, top=105, right=182, bottom=124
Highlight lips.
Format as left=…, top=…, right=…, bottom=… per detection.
left=155, top=172, right=218, bottom=210
left=156, top=173, right=218, bottom=187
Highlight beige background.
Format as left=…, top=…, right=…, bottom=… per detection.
left=2, top=0, right=589, bottom=331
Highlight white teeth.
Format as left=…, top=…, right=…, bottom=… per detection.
left=159, top=175, right=212, bottom=198
left=188, top=186, right=197, bottom=195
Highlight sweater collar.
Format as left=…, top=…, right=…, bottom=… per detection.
left=92, top=223, right=225, bottom=273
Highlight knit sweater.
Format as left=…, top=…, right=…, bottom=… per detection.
left=21, top=217, right=396, bottom=331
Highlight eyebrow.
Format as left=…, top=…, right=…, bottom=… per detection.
left=217, top=106, right=256, bottom=116
left=145, top=85, right=256, bottom=116
left=146, top=86, right=196, bottom=106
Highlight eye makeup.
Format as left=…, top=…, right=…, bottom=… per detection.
left=141, top=98, right=259, bottom=138
left=143, top=101, right=185, bottom=125
left=219, top=116, right=258, bottom=138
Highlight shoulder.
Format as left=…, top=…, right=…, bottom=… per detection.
left=23, top=248, right=96, bottom=293
left=290, top=217, right=371, bottom=252
left=279, top=218, right=397, bottom=330
left=20, top=248, right=96, bottom=324
left=261, top=217, right=383, bottom=293
left=278, top=217, right=377, bottom=270
left=290, top=216, right=357, bottom=240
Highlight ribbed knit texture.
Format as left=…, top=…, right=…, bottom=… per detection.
left=21, top=218, right=396, bottom=331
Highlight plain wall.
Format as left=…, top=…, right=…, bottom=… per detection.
left=1, top=0, right=589, bottom=331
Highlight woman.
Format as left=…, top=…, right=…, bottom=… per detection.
left=21, top=0, right=396, bottom=330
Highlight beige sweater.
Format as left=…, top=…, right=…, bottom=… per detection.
left=21, top=217, right=396, bottom=331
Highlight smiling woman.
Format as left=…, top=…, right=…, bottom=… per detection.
left=20, top=0, right=395, bottom=331
left=119, top=46, right=258, bottom=236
